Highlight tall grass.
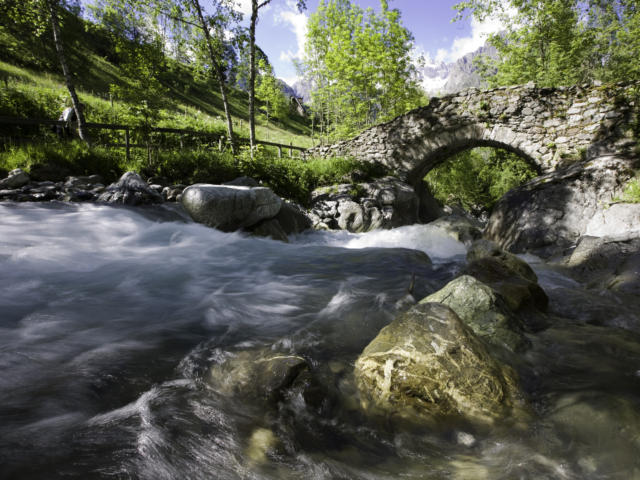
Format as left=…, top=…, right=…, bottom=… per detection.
left=0, top=141, right=381, bottom=205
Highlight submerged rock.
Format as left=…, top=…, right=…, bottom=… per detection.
left=420, top=275, right=530, bottom=353
left=248, top=218, right=289, bottom=242
left=429, top=214, right=483, bottom=246
left=181, top=184, right=282, bottom=231
left=97, top=171, right=163, bottom=205
left=209, top=349, right=310, bottom=403
left=355, top=302, right=524, bottom=426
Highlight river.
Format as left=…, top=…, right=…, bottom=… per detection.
left=1, top=202, right=639, bottom=479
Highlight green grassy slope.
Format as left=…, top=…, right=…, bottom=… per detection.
left=0, top=21, right=312, bottom=148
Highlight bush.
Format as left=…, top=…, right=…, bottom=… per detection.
left=0, top=141, right=126, bottom=182
left=424, top=147, right=538, bottom=212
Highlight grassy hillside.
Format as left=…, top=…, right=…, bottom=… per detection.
left=0, top=17, right=312, bottom=148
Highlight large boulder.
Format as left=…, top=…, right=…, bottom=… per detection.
left=420, top=275, right=530, bottom=353
left=354, top=302, right=524, bottom=426
left=0, top=168, right=30, bottom=189
left=181, top=184, right=282, bottom=231
left=464, top=240, right=548, bottom=318
left=485, top=155, right=636, bottom=257
left=97, top=171, right=163, bottom=205
left=309, top=177, right=421, bottom=232
left=566, top=235, right=640, bottom=293
left=274, top=201, right=312, bottom=235
left=585, top=203, right=640, bottom=238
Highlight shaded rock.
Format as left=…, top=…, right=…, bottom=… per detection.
left=274, top=201, right=312, bottom=235
left=97, top=171, right=163, bottom=205
left=225, top=176, right=260, bottom=187
left=0, top=168, right=30, bottom=189
left=209, top=349, right=310, bottom=403
left=467, top=239, right=537, bottom=283
left=429, top=214, right=483, bottom=246
left=310, top=177, right=420, bottom=232
left=146, top=175, right=169, bottom=187
left=161, top=184, right=185, bottom=202
left=354, top=302, right=524, bottom=426
left=585, top=203, right=640, bottom=238
left=485, top=155, right=635, bottom=257
left=181, top=184, right=282, bottom=231
left=248, top=218, right=289, bottom=242
left=420, top=275, right=530, bottom=352
left=464, top=257, right=548, bottom=317
left=64, top=175, right=104, bottom=190
left=567, top=235, right=640, bottom=293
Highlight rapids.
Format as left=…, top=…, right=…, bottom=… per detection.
left=1, top=202, right=639, bottom=479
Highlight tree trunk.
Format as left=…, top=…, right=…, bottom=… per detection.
left=191, top=0, right=236, bottom=154
left=249, top=0, right=258, bottom=152
left=46, top=0, right=89, bottom=144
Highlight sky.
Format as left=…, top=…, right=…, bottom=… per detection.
left=233, top=0, right=507, bottom=87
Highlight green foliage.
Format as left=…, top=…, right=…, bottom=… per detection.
left=255, top=59, right=289, bottom=123
left=620, top=174, right=640, bottom=203
left=0, top=141, right=124, bottom=181
left=455, top=0, right=640, bottom=87
left=302, top=0, right=424, bottom=140
left=424, top=148, right=538, bottom=211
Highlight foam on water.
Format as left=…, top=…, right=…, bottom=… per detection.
left=292, top=224, right=467, bottom=260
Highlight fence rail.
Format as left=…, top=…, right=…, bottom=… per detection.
left=0, top=116, right=308, bottom=159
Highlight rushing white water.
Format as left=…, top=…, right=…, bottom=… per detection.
left=1, top=202, right=640, bottom=480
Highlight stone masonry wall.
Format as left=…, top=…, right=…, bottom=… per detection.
left=307, top=81, right=639, bottom=183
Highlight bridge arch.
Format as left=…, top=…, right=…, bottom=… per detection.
left=308, top=82, right=636, bottom=185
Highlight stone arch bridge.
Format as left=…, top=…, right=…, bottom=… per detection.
left=307, top=81, right=637, bottom=185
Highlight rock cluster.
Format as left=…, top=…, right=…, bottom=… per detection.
left=308, top=176, right=421, bottom=232
left=355, top=240, right=548, bottom=426
left=0, top=169, right=187, bottom=204
left=308, top=81, right=638, bottom=180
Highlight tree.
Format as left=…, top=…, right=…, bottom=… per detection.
left=248, top=0, right=306, bottom=150
left=454, top=0, right=640, bottom=87
left=2, top=0, right=90, bottom=142
left=302, top=0, right=423, bottom=140
left=255, top=59, right=289, bottom=123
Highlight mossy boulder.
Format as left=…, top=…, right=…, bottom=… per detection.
left=467, top=239, right=537, bottom=283
left=420, top=275, right=530, bottom=353
left=354, top=302, right=524, bottom=426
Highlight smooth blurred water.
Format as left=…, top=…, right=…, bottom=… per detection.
left=1, top=202, right=639, bottom=479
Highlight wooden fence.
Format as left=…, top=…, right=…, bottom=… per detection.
left=0, top=116, right=308, bottom=160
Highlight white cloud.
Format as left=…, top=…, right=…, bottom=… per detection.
left=280, top=75, right=299, bottom=87
left=234, top=0, right=252, bottom=15
left=275, top=0, right=308, bottom=63
left=433, top=13, right=507, bottom=64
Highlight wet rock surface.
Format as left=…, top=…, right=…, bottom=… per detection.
left=354, top=302, right=525, bottom=426
left=420, top=275, right=530, bottom=353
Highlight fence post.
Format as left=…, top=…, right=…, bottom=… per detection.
left=277, top=145, right=282, bottom=158
left=125, top=128, right=130, bottom=162
left=179, top=135, right=184, bottom=150
left=289, top=142, right=293, bottom=158
left=218, top=137, right=223, bottom=151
